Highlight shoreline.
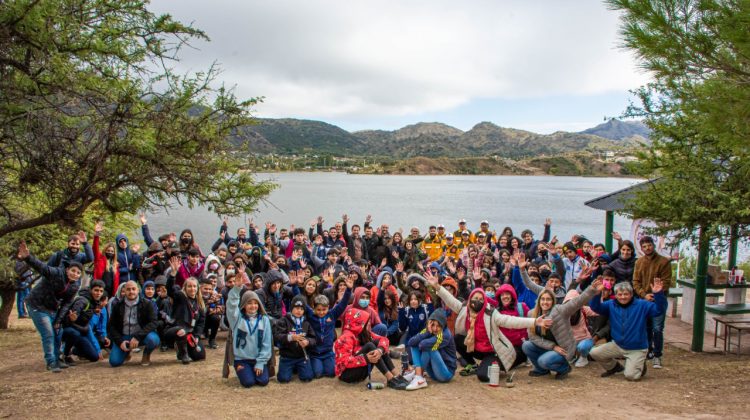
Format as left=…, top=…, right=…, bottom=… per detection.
left=248, top=169, right=641, bottom=178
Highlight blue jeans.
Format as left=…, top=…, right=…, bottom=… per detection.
left=310, top=351, right=336, bottom=378
left=522, top=340, right=570, bottom=374
left=371, top=323, right=387, bottom=337
left=16, top=289, right=29, bottom=317
left=577, top=338, right=594, bottom=358
left=648, top=313, right=666, bottom=358
left=62, top=327, right=99, bottom=362
left=234, top=359, right=270, bottom=388
left=109, top=332, right=160, bottom=367
left=28, top=307, right=59, bottom=366
left=410, top=347, right=454, bottom=383
left=277, top=356, right=314, bottom=383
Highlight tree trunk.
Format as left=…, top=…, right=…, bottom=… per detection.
left=0, top=287, right=16, bottom=329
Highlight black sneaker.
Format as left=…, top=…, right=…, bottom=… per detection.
left=160, top=345, right=168, bottom=352
left=208, top=340, right=218, bottom=349
left=555, top=370, right=569, bottom=380
left=387, top=377, right=408, bottom=390
left=64, top=356, right=76, bottom=366
left=47, top=363, right=62, bottom=373
left=601, top=363, right=624, bottom=377
left=57, top=358, right=69, bottom=369
left=528, top=370, right=548, bottom=377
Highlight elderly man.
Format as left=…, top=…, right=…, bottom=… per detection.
left=108, top=280, right=161, bottom=367
left=589, top=278, right=667, bottom=381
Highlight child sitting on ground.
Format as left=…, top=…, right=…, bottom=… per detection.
left=403, top=309, right=457, bottom=390
left=274, top=295, right=317, bottom=383
left=225, top=286, right=273, bottom=388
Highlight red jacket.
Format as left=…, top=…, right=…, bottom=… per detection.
left=334, top=308, right=389, bottom=377
left=93, top=235, right=119, bottom=293
left=346, top=287, right=382, bottom=325
left=496, top=284, right=529, bottom=346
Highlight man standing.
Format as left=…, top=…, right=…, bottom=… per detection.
left=632, top=236, right=672, bottom=369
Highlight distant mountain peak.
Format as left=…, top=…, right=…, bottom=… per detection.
left=580, top=119, right=650, bottom=140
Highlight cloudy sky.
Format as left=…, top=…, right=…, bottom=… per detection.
left=148, top=0, right=650, bottom=133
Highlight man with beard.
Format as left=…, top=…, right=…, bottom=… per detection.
left=47, top=231, right=93, bottom=268
left=342, top=214, right=368, bottom=262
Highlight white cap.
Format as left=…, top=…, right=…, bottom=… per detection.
left=462, top=230, right=470, bottom=235
left=480, top=220, right=489, bottom=225
left=446, top=233, right=454, bottom=239
left=458, top=219, right=467, bottom=224
left=437, top=224, right=445, bottom=228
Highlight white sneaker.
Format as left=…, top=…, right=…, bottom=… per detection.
left=406, top=375, right=428, bottom=391
left=652, top=357, right=662, bottom=369
left=574, top=357, right=589, bottom=368
left=402, top=369, right=416, bottom=382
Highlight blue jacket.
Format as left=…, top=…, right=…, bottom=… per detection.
left=89, top=307, right=108, bottom=354
left=399, top=303, right=433, bottom=340
left=511, top=266, right=538, bottom=310
left=116, top=234, right=141, bottom=281
left=305, top=287, right=351, bottom=355
left=589, top=292, right=667, bottom=350
left=407, top=326, right=457, bottom=373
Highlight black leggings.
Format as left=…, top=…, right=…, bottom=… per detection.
left=455, top=334, right=525, bottom=382
left=339, top=341, right=394, bottom=383
left=164, top=326, right=206, bottom=361
left=204, top=314, right=221, bottom=341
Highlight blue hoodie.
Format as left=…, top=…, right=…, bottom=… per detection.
left=115, top=234, right=141, bottom=281
left=589, top=292, right=667, bottom=350
left=407, top=326, right=457, bottom=373
left=305, top=287, right=351, bottom=356
left=88, top=306, right=108, bottom=354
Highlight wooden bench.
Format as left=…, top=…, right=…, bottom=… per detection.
left=726, top=322, right=750, bottom=355
left=666, top=287, right=722, bottom=318
left=711, top=316, right=750, bottom=352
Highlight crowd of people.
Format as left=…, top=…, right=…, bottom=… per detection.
left=14, top=214, right=673, bottom=390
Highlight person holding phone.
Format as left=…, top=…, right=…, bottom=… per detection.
left=108, top=280, right=161, bottom=367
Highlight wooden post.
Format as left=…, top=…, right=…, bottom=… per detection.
left=728, top=224, right=739, bottom=269
left=691, top=226, right=710, bottom=352
left=605, top=211, right=614, bottom=254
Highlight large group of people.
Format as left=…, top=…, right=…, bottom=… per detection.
left=14, top=213, right=672, bottom=390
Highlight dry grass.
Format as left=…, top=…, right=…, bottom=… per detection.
left=1, top=316, right=749, bottom=420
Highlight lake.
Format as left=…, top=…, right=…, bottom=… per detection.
left=144, top=172, right=641, bottom=252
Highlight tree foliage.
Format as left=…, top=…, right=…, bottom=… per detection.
left=0, top=0, right=276, bottom=239
left=609, top=0, right=750, bottom=248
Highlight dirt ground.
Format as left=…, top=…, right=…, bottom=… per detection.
left=1, top=313, right=749, bottom=420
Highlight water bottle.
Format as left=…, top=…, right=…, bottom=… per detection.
left=367, top=381, right=384, bottom=390
left=401, top=352, right=409, bottom=374
left=488, top=361, right=500, bottom=387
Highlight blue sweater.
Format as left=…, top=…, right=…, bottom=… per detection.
left=407, top=327, right=457, bottom=373
left=305, top=287, right=351, bottom=356
left=511, top=267, right=538, bottom=310
left=399, top=303, right=434, bottom=341
left=88, top=308, right=108, bottom=354
left=589, top=292, right=667, bottom=350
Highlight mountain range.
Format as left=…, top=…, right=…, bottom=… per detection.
left=231, top=118, right=649, bottom=159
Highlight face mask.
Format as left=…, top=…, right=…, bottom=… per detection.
left=181, top=237, right=191, bottom=245
left=105, top=252, right=115, bottom=259
left=358, top=299, right=370, bottom=309
left=209, top=263, right=219, bottom=271
left=470, top=300, right=483, bottom=312
left=226, top=269, right=236, bottom=277
left=485, top=291, right=495, bottom=299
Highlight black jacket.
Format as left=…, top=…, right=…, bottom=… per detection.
left=166, top=274, right=206, bottom=337
left=108, top=298, right=158, bottom=346
left=59, top=288, right=97, bottom=333
left=24, top=255, right=79, bottom=312
left=254, top=270, right=296, bottom=320
left=273, top=313, right=317, bottom=359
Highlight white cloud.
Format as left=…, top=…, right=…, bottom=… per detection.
left=149, top=0, right=650, bottom=122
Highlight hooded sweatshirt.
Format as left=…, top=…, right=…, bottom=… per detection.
left=305, top=287, right=352, bottom=355
left=254, top=269, right=297, bottom=320
left=495, top=284, right=529, bottom=346
left=333, top=308, right=389, bottom=377
left=563, top=290, right=597, bottom=342
left=346, top=287, right=383, bottom=326
left=225, top=288, right=273, bottom=370
left=407, top=309, right=457, bottom=373
left=116, top=234, right=141, bottom=282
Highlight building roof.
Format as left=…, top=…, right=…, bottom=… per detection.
left=584, top=179, right=658, bottom=212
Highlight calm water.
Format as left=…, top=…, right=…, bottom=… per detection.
left=143, top=172, right=640, bottom=251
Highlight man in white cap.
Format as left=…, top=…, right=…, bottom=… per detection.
left=453, top=219, right=473, bottom=246
left=477, top=220, right=495, bottom=245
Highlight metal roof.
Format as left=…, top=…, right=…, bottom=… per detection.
left=584, top=179, right=658, bottom=212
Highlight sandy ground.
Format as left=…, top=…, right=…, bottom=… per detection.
left=1, top=314, right=749, bottom=420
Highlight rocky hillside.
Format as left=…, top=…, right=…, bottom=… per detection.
left=234, top=118, right=647, bottom=158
